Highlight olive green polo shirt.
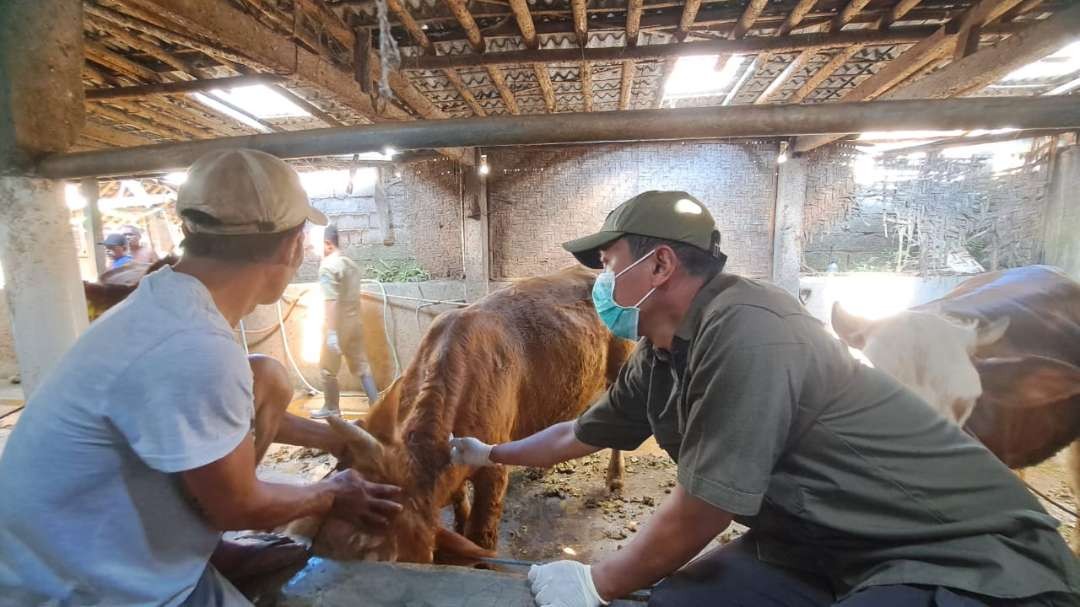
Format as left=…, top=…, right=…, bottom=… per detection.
left=319, top=252, right=363, bottom=324
left=575, top=273, right=1080, bottom=602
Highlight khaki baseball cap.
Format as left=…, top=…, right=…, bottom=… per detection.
left=177, top=148, right=327, bottom=235
left=562, top=190, right=721, bottom=269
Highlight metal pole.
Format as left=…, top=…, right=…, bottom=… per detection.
left=36, top=96, right=1080, bottom=179
left=80, top=178, right=107, bottom=277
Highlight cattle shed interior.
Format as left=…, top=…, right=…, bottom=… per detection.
left=1, top=0, right=1080, bottom=604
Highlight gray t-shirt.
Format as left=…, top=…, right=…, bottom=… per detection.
left=0, top=267, right=254, bottom=606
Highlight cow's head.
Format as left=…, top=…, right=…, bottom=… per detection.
left=833, top=302, right=1080, bottom=424
left=295, top=382, right=494, bottom=565
left=831, top=303, right=1010, bottom=423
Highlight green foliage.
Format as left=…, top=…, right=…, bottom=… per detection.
left=366, top=258, right=431, bottom=283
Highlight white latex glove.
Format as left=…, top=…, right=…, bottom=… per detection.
left=448, top=435, right=494, bottom=467
left=528, top=561, right=608, bottom=607
left=326, top=330, right=341, bottom=354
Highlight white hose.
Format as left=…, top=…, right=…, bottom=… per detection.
left=360, top=279, right=402, bottom=379
left=276, top=299, right=322, bottom=395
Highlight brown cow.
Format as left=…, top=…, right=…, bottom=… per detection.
left=289, top=266, right=634, bottom=563
left=83, top=256, right=178, bottom=320
left=831, top=265, right=1080, bottom=550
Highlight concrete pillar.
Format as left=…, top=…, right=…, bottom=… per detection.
left=0, top=178, right=89, bottom=395
left=81, top=178, right=107, bottom=277
left=771, top=155, right=807, bottom=296
left=1044, top=145, right=1080, bottom=280
left=462, top=149, right=490, bottom=302
left=1, top=1, right=88, bottom=396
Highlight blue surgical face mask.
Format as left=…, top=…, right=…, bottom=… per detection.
left=592, top=250, right=657, bottom=340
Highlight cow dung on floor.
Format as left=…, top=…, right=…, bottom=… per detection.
left=276, top=559, right=645, bottom=606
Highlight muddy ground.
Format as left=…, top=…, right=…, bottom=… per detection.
left=257, top=430, right=1077, bottom=565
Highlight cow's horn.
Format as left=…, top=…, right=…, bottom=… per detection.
left=327, top=415, right=384, bottom=457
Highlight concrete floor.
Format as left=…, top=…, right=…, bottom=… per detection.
left=277, top=558, right=645, bottom=607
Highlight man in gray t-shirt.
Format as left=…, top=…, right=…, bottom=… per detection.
left=0, top=150, right=402, bottom=606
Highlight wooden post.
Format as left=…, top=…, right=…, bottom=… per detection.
left=1044, top=146, right=1080, bottom=279
left=462, top=149, right=490, bottom=302
left=81, top=178, right=107, bottom=278
left=771, top=154, right=806, bottom=296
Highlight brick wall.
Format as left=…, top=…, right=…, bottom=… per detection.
left=297, top=157, right=464, bottom=281
left=486, top=141, right=780, bottom=280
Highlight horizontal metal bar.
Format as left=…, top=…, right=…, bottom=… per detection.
left=400, top=28, right=938, bottom=70
left=85, top=75, right=286, bottom=100
left=36, top=96, right=1080, bottom=179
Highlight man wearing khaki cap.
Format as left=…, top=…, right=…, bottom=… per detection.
left=0, top=149, right=402, bottom=606
left=450, top=191, right=1080, bottom=606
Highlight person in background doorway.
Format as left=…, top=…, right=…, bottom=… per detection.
left=121, top=224, right=159, bottom=264
left=310, top=224, right=380, bottom=418
left=101, top=233, right=132, bottom=270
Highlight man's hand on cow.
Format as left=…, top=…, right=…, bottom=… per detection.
left=449, top=435, right=494, bottom=467
left=326, top=469, right=403, bottom=529
left=326, top=330, right=341, bottom=355
left=528, top=560, right=609, bottom=607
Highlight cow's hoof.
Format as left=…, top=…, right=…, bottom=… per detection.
left=607, top=478, right=624, bottom=494
left=8, top=375, right=19, bottom=385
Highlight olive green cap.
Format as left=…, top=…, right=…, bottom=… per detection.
left=562, top=190, right=720, bottom=269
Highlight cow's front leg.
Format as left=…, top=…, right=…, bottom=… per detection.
left=464, top=466, right=509, bottom=550
left=606, top=449, right=624, bottom=493
left=452, top=483, right=472, bottom=535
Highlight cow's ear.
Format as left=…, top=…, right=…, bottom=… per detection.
left=433, top=527, right=495, bottom=566
left=366, top=379, right=401, bottom=444
left=975, top=355, right=1080, bottom=408
left=831, top=302, right=871, bottom=349
left=326, top=414, right=384, bottom=461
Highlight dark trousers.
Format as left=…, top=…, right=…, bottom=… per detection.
left=649, top=536, right=1064, bottom=607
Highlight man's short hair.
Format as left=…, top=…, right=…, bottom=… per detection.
left=324, top=224, right=340, bottom=248
left=180, top=209, right=305, bottom=263
left=622, top=233, right=726, bottom=278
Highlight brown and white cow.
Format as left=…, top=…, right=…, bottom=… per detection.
left=289, top=266, right=634, bottom=563
left=831, top=265, right=1080, bottom=548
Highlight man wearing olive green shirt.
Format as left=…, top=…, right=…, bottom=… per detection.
left=450, top=191, right=1080, bottom=607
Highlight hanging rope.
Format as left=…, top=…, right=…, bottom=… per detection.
left=375, top=0, right=401, bottom=101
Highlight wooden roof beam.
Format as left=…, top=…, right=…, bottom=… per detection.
left=794, top=0, right=1075, bottom=152
left=676, top=0, right=703, bottom=41
left=486, top=66, right=520, bottom=114
left=534, top=65, right=557, bottom=112
left=619, top=60, right=634, bottom=110
left=787, top=45, right=860, bottom=104
left=581, top=61, right=593, bottom=112
left=731, top=0, right=768, bottom=40
left=445, top=69, right=486, bottom=116
left=880, top=0, right=924, bottom=29
left=404, top=28, right=936, bottom=69
left=85, top=75, right=286, bottom=100
left=88, top=103, right=196, bottom=141
left=82, top=122, right=158, bottom=148
left=386, top=0, right=433, bottom=51
left=445, top=0, right=486, bottom=53
left=830, top=0, right=872, bottom=32
left=714, top=0, right=768, bottom=69
left=509, top=0, right=539, bottom=49
left=626, top=0, right=643, bottom=47
left=754, top=50, right=814, bottom=104
left=778, top=0, right=819, bottom=36
left=572, top=0, right=589, bottom=47
left=133, top=0, right=404, bottom=124
left=85, top=40, right=160, bottom=83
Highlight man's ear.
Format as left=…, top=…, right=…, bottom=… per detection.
left=652, top=245, right=679, bottom=284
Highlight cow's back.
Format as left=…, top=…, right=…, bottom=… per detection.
left=920, top=266, right=1080, bottom=467
left=920, top=266, right=1080, bottom=365
left=469, top=266, right=623, bottom=438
